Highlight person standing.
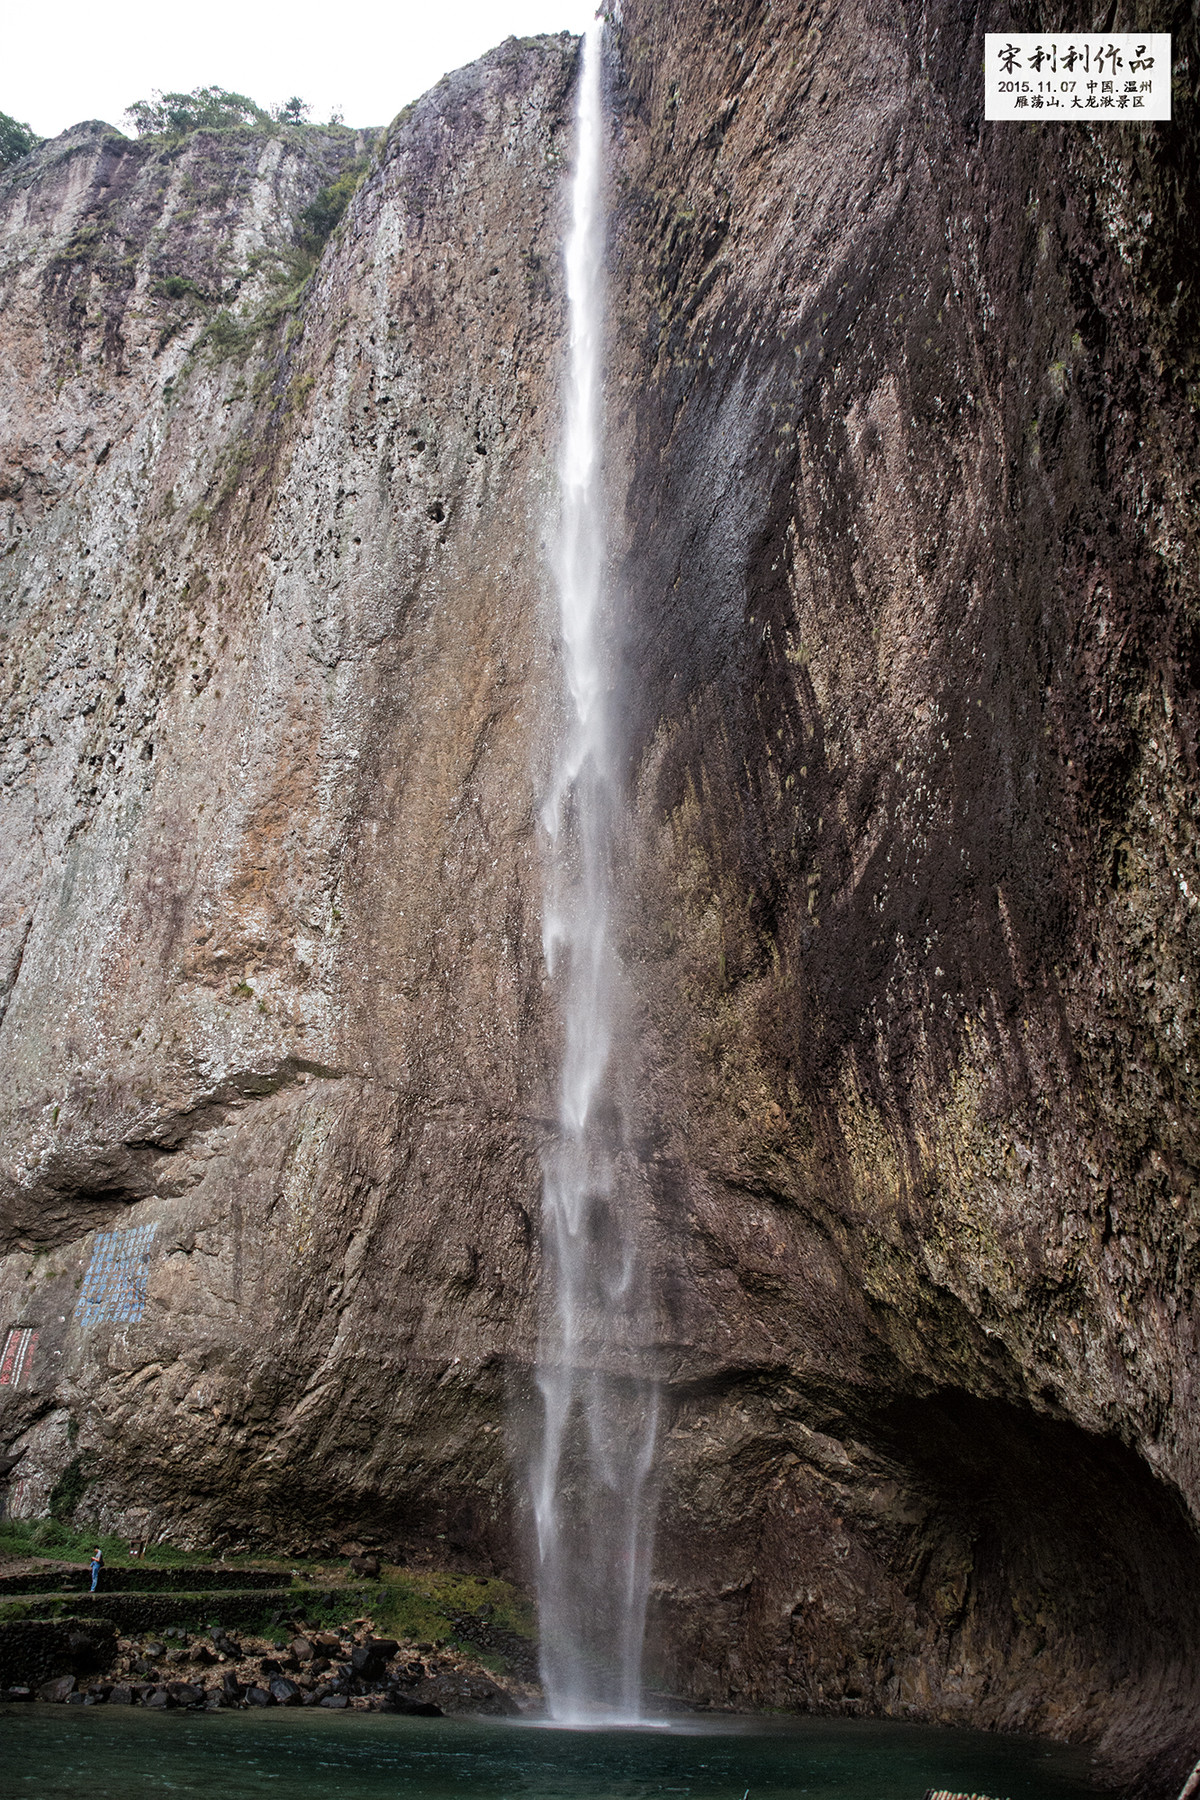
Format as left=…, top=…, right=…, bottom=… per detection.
left=89, top=1547, right=103, bottom=1592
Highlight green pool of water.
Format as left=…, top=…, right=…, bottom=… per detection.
left=0, top=1706, right=1106, bottom=1800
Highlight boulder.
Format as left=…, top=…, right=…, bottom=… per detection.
left=143, top=1689, right=171, bottom=1709
left=245, top=1685, right=272, bottom=1706
left=37, top=1675, right=76, bottom=1704
left=221, top=1672, right=243, bottom=1698
left=350, top=1555, right=381, bottom=1578
left=421, top=1672, right=519, bottom=1717
left=167, top=1682, right=204, bottom=1707
left=320, top=1694, right=349, bottom=1709
left=108, top=1684, right=134, bottom=1705
left=290, top=1637, right=315, bottom=1662
left=382, top=1693, right=443, bottom=1717
left=269, top=1677, right=301, bottom=1706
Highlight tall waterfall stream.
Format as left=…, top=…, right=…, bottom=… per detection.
left=532, top=19, right=661, bottom=1726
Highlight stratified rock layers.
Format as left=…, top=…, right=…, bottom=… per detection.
left=1, top=5, right=1198, bottom=1792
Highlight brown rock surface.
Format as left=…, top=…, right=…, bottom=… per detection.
left=0, top=38, right=574, bottom=1548
left=2, top=4, right=1199, bottom=1793
left=605, top=0, right=1200, bottom=1791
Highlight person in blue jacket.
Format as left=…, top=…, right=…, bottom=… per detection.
left=89, top=1547, right=103, bottom=1592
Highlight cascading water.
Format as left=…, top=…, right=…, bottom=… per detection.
left=532, top=18, right=660, bottom=1726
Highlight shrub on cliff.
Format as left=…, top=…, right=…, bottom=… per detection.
left=298, top=158, right=370, bottom=254
left=0, top=110, right=41, bottom=169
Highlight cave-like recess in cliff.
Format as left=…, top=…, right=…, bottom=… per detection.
left=877, top=1391, right=1200, bottom=1714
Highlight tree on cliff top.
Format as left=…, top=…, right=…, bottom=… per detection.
left=124, top=86, right=272, bottom=138
left=0, top=110, right=41, bottom=169
left=125, top=87, right=332, bottom=141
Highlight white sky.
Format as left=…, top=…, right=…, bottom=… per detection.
left=5, top=0, right=596, bottom=140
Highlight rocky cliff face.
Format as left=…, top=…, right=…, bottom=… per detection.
left=1, top=3, right=1198, bottom=1792
left=606, top=0, right=1200, bottom=1789
left=0, top=37, right=574, bottom=1554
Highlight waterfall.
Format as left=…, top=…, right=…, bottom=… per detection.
left=532, top=18, right=660, bottom=1726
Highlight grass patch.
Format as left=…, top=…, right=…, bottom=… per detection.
left=0, top=1527, right=537, bottom=1668
left=470, top=1646, right=510, bottom=1676
left=369, top=1568, right=535, bottom=1646
left=0, top=1519, right=193, bottom=1567
left=287, top=371, right=315, bottom=412
left=0, top=1528, right=532, bottom=1632
left=201, top=306, right=259, bottom=362
left=0, top=1588, right=353, bottom=1633
left=199, top=250, right=315, bottom=364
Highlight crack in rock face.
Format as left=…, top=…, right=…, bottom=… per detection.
left=2, top=5, right=1199, bottom=1794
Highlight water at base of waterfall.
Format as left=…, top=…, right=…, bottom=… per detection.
left=531, top=18, right=661, bottom=1727
left=0, top=1704, right=1106, bottom=1800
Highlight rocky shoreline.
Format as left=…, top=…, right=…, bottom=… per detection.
left=1, top=1617, right=530, bottom=1715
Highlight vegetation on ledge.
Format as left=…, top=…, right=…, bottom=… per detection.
left=0, top=109, right=42, bottom=169
left=0, top=1519, right=535, bottom=1677
left=124, top=85, right=353, bottom=143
